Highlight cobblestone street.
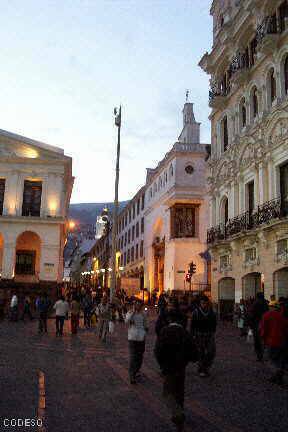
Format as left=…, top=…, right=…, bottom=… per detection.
left=1, top=313, right=287, bottom=432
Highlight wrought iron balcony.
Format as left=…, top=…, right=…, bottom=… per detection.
left=229, top=52, right=249, bottom=75
left=209, top=86, right=230, bottom=107
left=256, top=15, right=278, bottom=44
left=207, top=197, right=283, bottom=245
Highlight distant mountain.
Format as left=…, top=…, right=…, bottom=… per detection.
left=68, top=201, right=129, bottom=225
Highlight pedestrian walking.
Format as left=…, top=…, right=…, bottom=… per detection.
left=248, top=292, right=269, bottom=361
left=71, top=295, right=80, bottom=335
left=260, top=298, right=288, bottom=385
left=154, top=309, right=194, bottom=432
left=82, top=292, right=93, bottom=328
left=98, top=295, right=111, bottom=342
left=236, top=299, right=247, bottom=337
left=21, top=296, right=33, bottom=321
left=53, top=295, right=69, bottom=336
left=190, top=295, right=217, bottom=377
left=36, top=293, right=50, bottom=333
left=10, top=293, right=18, bottom=321
left=125, top=300, right=148, bottom=384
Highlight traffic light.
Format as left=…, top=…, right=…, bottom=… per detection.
left=185, top=273, right=191, bottom=282
left=189, top=262, right=197, bottom=275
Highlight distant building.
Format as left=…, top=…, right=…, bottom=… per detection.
left=115, top=102, right=210, bottom=296
left=0, top=129, right=73, bottom=297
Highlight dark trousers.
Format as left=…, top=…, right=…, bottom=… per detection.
left=197, top=334, right=216, bottom=373
left=39, top=312, right=47, bottom=333
left=129, top=340, right=145, bottom=379
left=56, top=316, right=65, bottom=335
left=253, top=326, right=264, bottom=360
left=71, top=314, right=79, bottom=334
left=163, top=369, right=185, bottom=424
left=84, top=310, right=91, bottom=327
left=21, top=308, right=33, bottom=321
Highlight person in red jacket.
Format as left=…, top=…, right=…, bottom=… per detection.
left=260, top=298, right=288, bottom=385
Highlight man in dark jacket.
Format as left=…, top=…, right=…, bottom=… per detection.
left=190, top=295, right=217, bottom=377
left=248, top=292, right=269, bottom=361
left=154, top=309, right=194, bottom=432
left=36, top=293, right=50, bottom=333
left=155, top=298, right=187, bottom=338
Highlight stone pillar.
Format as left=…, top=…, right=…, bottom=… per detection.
left=2, top=241, right=16, bottom=279
left=238, top=176, right=245, bottom=213
left=267, top=158, right=275, bottom=201
left=258, top=162, right=265, bottom=205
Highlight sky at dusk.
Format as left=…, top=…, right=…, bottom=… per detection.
left=0, top=0, right=213, bottom=203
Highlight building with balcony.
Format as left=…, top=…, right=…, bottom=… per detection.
left=199, top=0, right=288, bottom=315
left=0, top=129, right=73, bottom=297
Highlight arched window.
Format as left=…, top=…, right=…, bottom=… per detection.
left=285, top=56, right=288, bottom=94
left=220, top=197, right=229, bottom=225
left=222, top=116, right=228, bottom=152
left=240, top=98, right=246, bottom=128
left=270, top=68, right=277, bottom=103
left=252, top=87, right=258, bottom=118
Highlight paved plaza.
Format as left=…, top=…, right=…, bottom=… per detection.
left=0, top=313, right=287, bottom=432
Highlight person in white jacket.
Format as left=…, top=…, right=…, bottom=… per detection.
left=10, top=294, right=18, bottom=321
left=53, top=296, right=69, bottom=336
left=125, top=301, right=148, bottom=384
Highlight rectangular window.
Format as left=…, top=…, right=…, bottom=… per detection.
left=141, top=217, right=144, bottom=234
left=0, top=179, right=5, bottom=215
left=136, top=222, right=139, bottom=238
left=128, top=229, right=131, bottom=244
left=280, top=162, right=288, bottom=216
left=245, top=248, right=256, bottom=262
left=15, top=250, right=35, bottom=275
left=133, top=204, right=135, bottom=219
left=220, top=255, right=230, bottom=271
left=127, top=249, right=130, bottom=264
left=277, top=238, right=288, bottom=256
left=141, top=194, right=145, bottom=210
left=132, top=226, right=135, bottom=241
left=125, top=213, right=127, bottom=227
left=129, top=209, right=131, bottom=223
left=124, top=252, right=127, bottom=266
left=22, top=180, right=42, bottom=217
left=223, top=117, right=228, bottom=152
left=124, top=232, right=127, bottom=246
left=131, top=247, right=134, bottom=262
left=136, top=244, right=139, bottom=260
left=140, top=240, right=144, bottom=258
left=137, top=199, right=140, bottom=215
left=247, top=181, right=255, bottom=214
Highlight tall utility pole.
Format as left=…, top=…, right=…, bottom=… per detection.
left=110, top=105, right=121, bottom=302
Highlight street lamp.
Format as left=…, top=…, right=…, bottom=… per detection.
left=110, top=105, right=122, bottom=302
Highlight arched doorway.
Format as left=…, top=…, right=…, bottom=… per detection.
left=0, top=233, right=3, bottom=275
left=218, top=277, right=235, bottom=320
left=274, top=267, right=288, bottom=299
left=242, top=272, right=262, bottom=300
left=15, top=231, right=41, bottom=281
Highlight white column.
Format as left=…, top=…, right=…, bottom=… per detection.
left=267, top=159, right=275, bottom=201
left=229, top=182, right=235, bottom=218
left=2, top=241, right=16, bottom=279
left=258, top=162, right=265, bottom=205
left=238, top=177, right=245, bottom=213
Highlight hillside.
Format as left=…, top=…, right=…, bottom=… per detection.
left=68, top=201, right=129, bottom=225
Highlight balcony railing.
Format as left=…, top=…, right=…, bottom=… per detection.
left=207, top=197, right=283, bottom=245
left=256, top=15, right=278, bottom=44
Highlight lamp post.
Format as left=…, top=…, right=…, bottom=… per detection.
left=110, top=105, right=121, bottom=302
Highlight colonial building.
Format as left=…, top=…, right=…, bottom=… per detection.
left=144, top=102, right=210, bottom=294
left=116, top=187, right=146, bottom=295
left=0, top=129, right=73, bottom=297
left=199, top=0, right=288, bottom=315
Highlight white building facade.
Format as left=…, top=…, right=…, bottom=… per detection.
left=200, top=0, right=288, bottom=315
left=0, top=129, right=73, bottom=296
left=144, top=103, right=210, bottom=294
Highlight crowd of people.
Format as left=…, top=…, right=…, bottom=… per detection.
left=5, top=288, right=288, bottom=432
